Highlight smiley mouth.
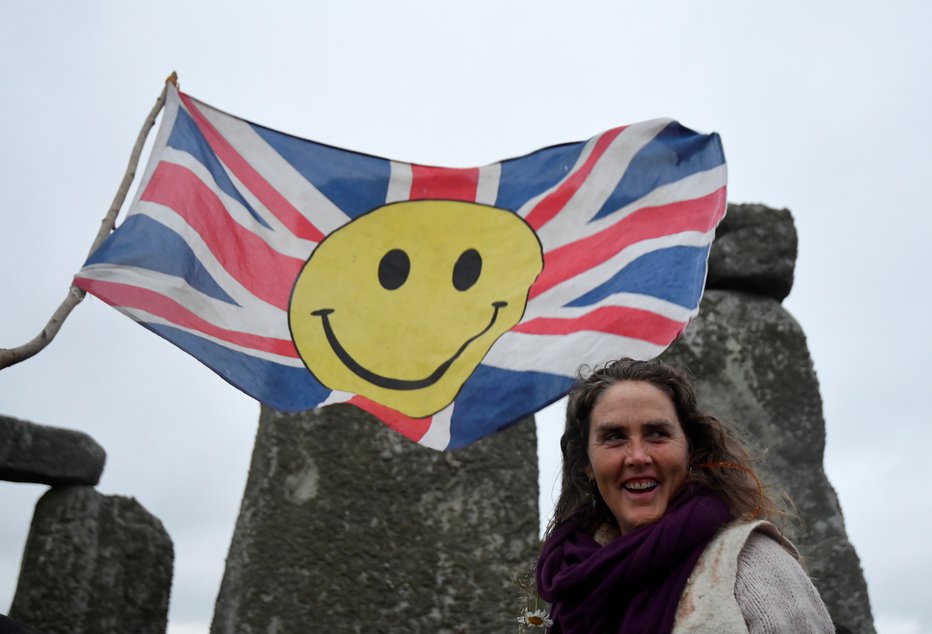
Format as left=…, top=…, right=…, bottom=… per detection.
left=311, top=301, right=508, bottom=391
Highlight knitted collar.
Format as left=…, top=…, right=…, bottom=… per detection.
left=537, top=485, right=730, bottom=634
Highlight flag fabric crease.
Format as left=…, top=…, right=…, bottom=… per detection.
left=75, top=85, right=727, bottom=450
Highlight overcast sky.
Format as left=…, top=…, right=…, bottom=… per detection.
left=1, top=2, right=930, bottom=633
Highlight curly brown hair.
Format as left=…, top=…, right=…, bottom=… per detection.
left=547, top=358, right=783, bottom=536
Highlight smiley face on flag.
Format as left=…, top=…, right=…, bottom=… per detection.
left=288, top=200, right=544, bottom=418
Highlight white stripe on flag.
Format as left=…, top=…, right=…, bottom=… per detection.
left=318, top=390, right=354, bottom=407
left=520, top=292, right=697, bottom=325
left=481, top=329, right=666, bottom=377
left=418, top=405, right=453, bottom=450
left=386, top=161, right=413, bottom=203
left=475, top=163, right=501, bottom=206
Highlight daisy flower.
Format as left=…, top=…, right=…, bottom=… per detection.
left=517, top=607, right=553, bottom=628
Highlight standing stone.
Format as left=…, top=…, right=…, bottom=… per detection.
left=10, top=486, right=173, bottom=634
left=212, top=405, right=539, bottom=634
left=660, top=203, right=874, bottom=634
left=706, top=203, right=798, bottom=301
left=0, top=415, right=106, bottom=486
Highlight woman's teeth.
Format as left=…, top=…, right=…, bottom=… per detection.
left=624, top=480, right=658, bottom=491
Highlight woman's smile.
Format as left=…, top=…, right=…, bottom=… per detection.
left=623, top=479, right=658, bottom=492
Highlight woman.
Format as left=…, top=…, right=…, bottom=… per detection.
left=536, top=358, right=833, bottom=633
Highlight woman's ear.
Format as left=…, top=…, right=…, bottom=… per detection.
left=584, top=463, right=593, bottom=480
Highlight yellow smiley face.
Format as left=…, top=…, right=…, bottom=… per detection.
left=288, top=200, right=543, bottom=418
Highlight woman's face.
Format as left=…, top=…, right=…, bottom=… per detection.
left=585, top=380, right=690, bottom=535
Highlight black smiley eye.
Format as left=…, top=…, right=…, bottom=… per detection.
left=452, top=248, right=482, bottom=291
left=378, top=249, right=410, bottom=290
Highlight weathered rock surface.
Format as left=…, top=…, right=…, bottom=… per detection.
left=10, top=486, right=173, bottom=634
left=707, top=203, right=797, bottom=300
left=661, top=290, right=875, bottom=634
left=211, top=405, right=539, bottom=634
left=0, top=414, right=105, bottom=486
left=0, top=614, right=45, bottom=634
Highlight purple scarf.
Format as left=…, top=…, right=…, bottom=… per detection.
left=537, top=486, right=730, bottom=634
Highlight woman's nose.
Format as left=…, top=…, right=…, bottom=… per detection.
left=625, top=438, right=651, bottom=464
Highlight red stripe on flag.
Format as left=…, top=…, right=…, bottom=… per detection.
left=513, top=305, right=687, bottom=346
left=409, top=165, right=480, bottom=201
left=74, top=278, right=300, bottom=358
left=179, top=93, right=325, bottom=243
left=348, top=396, right=432, bottom=441
left=523, top=126, right=628, bottom=231
left=529, top=188, right=726, bottom=300
left=142, top=162, right=305, bottom=312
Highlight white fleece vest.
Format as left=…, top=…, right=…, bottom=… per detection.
left=672, top=520, right=797, bottom=633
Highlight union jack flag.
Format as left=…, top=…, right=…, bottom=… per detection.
left=74, top=85, right=726, bottom=450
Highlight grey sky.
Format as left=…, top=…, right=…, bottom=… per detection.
left=1, top=2, right=930, bottom=632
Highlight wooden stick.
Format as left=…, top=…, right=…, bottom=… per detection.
left=0, top=72, right=177, bottom=370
